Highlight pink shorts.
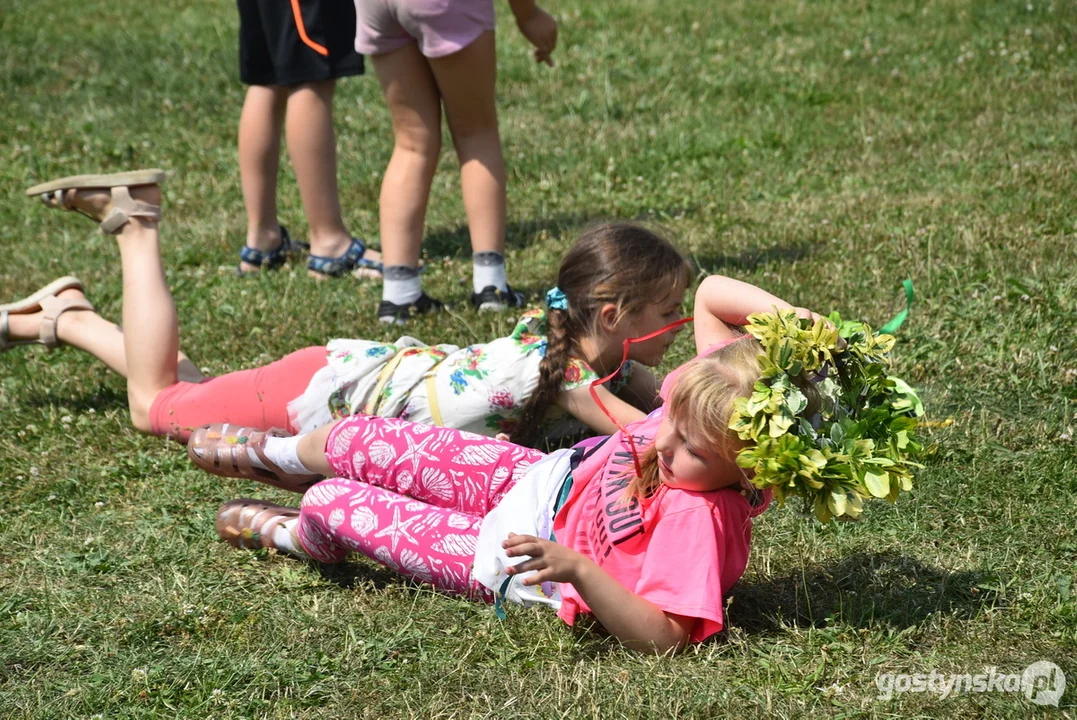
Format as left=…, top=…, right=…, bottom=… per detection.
left=353, top=0, right=495, bottom=58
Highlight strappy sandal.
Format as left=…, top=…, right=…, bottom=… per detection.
left=307, top=237, right=383, bottom=280
left=0, top=277, right=94, bottom=353
left=25, top=170, right=165, bottom=234
left=236, top=225, right=310, bottom=277
left=216, top=498, right=305, bottom=555
left=187, top=423, right=322, bottom=494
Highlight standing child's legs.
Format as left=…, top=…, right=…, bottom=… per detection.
left=371, top=45, right=445, bottom=320
left=283, top=81, right=357, bottom=266
left=235, top=0, right=377, bottom=277
left=428, top=31, right=509, bottom=297
left=373, top=46, right=441, bottom=272
left=238, top=85, right=288, bottom=271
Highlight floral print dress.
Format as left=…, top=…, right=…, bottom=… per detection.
left=287, top=309, right=633, bottom=440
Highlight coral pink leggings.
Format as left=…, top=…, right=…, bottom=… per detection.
left=297, top=415, right=547, bottom=599
left=148, top=347, right=327, bottom=442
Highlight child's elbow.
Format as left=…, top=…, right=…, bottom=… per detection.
left=696, top=274, right=727, bottom=297
left=627, top=621, right=691, bottom=655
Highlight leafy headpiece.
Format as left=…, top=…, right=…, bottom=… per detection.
left=729, top=309, right=924, bottom=522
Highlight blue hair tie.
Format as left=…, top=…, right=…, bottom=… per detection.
left=545, top=287, right=568, bottom=311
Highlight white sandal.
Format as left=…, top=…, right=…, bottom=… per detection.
left=0, top=277, right=94, bottom=353
left=25, top=170, right=165, bottom=234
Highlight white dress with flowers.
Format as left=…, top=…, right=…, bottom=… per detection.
left=287, top=309, right=633, bottom=440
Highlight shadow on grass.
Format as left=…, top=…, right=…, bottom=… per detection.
left=314, top=557, right=407, bottom=593
left=690, top=240, right=819, bottom=275
left=421, top=206, right=701, bottom=258
left=725, top=552, right=1004, bottom=636
left=18, top=385, right=128, bottom=414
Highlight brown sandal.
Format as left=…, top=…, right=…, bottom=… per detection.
left=187, top=423, right=321, bottom=494
left=26, top=170, right=165, bottom=234
left=0, top=277, right=94, bottom=353
left=216, top=498, right=305, bottom=555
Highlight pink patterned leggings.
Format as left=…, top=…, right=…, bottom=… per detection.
left=296, top=416, right=546, bottom=599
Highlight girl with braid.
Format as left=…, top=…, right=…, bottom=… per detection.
left=187, top=221, right=692, bottom=486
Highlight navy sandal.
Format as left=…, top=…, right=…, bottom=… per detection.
left=236, top=226, right=308, bottom=277
left=306, top=237, right=384, bottom=280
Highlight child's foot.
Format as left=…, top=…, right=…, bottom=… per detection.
left=216, top=499, right=308, bottom=557
left=26, top=170, right=164, bottom=234
left=377, top=292, right=445, bottom=324
left=307, top=237, right=384, bottom=281
left=470, top=285, right=526, bottom=312
left=0, top=281, right=94, bottom=353
left=187, top=423, right=322, bottom=494
left=238, top=225, right=308, bottom=276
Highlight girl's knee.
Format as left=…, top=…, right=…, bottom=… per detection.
left=129, top=410, right=154, bottom=434
left=128, top=392, right=157, bottom=434
left=448, top=127, right=501, bottom=160
left=394, top=127, right=441, bottom=161
left=301, top=478, right=352, bottom=509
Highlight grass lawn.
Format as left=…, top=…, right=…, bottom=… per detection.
left=2, top=0, right=1076, bottom=716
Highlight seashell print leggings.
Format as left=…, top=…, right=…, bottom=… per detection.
left=296, top=415, right=546, bottom=599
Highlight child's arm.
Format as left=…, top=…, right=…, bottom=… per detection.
left=503, top=534, right=692, bottom=653
left=693, top=275, right=819, bottom=354
left=508, top=0, right=558, bottom=66
left=617, top=364, right=661, bottom=412
left=557, top=384, right=647, bottom=435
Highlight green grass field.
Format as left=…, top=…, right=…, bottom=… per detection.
left=2, top=0, right=1076, bottom=716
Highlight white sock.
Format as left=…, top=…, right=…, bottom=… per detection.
left=383, top=265, right=422, bottom=305
left=472, top=251, right=508, bottom=294
left=249, top=435, right=318, bottom=476
left=270, top=517, right=309, bottom=558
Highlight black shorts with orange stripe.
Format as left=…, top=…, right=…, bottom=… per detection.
left=238, top=0, right=364, bottom=86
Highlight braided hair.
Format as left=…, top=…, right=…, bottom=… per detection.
left=510, top=222, right=692, bottom=447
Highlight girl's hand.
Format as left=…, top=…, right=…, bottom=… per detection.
left=516, top=7, right=558, bottom=66
left=794, top=306, right=823, bottom=324
left=794, top=307, right=846, bottom=348
left=503, top=533, right=585, bottom=585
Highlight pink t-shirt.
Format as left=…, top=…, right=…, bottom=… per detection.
left=553, top=337, right=770, bottom=642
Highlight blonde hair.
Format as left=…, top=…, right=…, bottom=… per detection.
left=512, top=222, right=692, bottom=447
left=627, top=336, right=763, bottom=498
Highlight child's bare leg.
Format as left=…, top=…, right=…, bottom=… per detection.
left=111, top=205, right=182, bottom=431
left=430, top=31, right=505, bottom=258
left=295, top=422, right=335, bottom=476
left=239, top=85, right=287, bottom=273
left=372, top=45, right=443, bottom=271
left=49, top=182, right=182, bottom=431
left=7, top=300, right=200, bottom=382
left=5, top=290, right=123, bottom=372
left=285, top=80, right=382, bottom=270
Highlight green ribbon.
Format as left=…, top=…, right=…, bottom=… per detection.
left=879, top=279, right=915, bottom=335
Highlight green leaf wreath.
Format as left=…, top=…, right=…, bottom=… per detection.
left=729, top=309, right=924, bottom=522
